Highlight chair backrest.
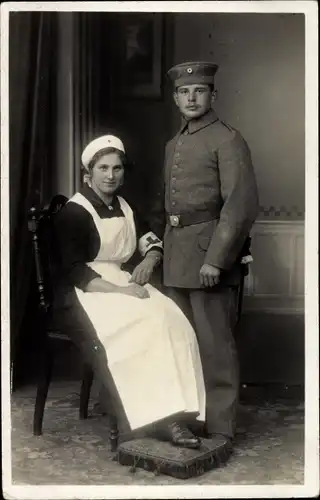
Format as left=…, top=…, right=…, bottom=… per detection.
left=28, top=195, right=68, bottom=314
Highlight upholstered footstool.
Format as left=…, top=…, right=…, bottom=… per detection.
left=115, top=435, right=232, bottom=479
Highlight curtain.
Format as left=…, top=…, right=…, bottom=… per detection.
left=9, top=12, right=57, bottom=387
left=9, top=12, right=129, bottom=386
left=73, top=13, right=106, bottom=191
left=9, top=12, right=113, bottom=386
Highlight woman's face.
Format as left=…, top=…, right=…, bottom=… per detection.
left=90, top=152, right=124, bottom=197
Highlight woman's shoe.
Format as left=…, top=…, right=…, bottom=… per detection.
left=167, top=421, right=201, bottom=449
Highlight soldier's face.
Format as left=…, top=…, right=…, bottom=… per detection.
left=174, top=84, right=215, bottom=120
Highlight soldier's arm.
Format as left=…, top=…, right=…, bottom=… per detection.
left=147, top=191, right=166, bottom=240
left=146, top=143, right=169, bottom=240
left=204, top=132, right=259, bottom=270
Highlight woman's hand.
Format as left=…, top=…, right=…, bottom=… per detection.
left=85, top=278, right=148, bottom=298
left=129, top=250, right=162, bottom=286
left=119, top=283, right=150, bottom=299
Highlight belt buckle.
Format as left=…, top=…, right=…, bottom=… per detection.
left=169, top=215, right=180, bottom=227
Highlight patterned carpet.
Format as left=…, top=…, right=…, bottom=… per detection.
left=9, top=380, right=304, bottom=485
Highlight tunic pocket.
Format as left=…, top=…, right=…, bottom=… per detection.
left=197, top=219, right=218, bottom=251
left=198, top=235, right=212, bottom=251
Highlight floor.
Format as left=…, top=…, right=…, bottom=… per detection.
left=9, top=379, right=304, bottom=485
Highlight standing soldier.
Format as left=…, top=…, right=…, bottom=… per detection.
left=158, top=61, right=259, bottom=450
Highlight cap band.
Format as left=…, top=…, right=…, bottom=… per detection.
left=167, top=61, right=218, bottom=87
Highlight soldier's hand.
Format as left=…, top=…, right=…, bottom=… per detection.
left=200, top=264, right=221, bottom=287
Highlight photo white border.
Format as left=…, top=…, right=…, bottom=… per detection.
left=1, top=1, right=319, bottom=499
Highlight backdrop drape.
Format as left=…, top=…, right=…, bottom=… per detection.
left=73, top=12, right=115, bottom=191
left=9, top=12, right=115, bottom=387
left=8, top=11, right=154, bottom=387
left=9, top=12, right=57, bottom=387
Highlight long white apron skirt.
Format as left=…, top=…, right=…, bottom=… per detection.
left=69, top=193, right=206, bottom=431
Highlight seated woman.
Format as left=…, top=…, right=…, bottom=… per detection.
left=53, top=135, right=206, bottom=449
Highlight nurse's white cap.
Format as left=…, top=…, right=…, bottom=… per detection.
left=81, top=135, right=125, bottom=170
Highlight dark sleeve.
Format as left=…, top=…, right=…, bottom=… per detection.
left=54, top=202, right=102, bottom=290
left=204, top=132, right=259, bottom=270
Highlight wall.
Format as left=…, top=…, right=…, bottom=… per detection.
left=244, top=221, right=304, bottom=314
left=99, top=13, right=175, bottom=212
left=172, top=13, right=305, bottom=220
left=53, top=13, right=175, bottom=211
left=172, top=12, right=305, bottom=306
left=172, top=13, right=305, bottom=386
left=48, top=13, right=305, bottom=386
left=54, top=13, right=306, bottom=242
left=237, top=219, right=304, bottom=385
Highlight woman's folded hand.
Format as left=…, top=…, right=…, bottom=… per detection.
left=129, top=250, right=162, bottom=286
left=85, top=278, right=149, bottom=298
left=119, top=283, right=150, bottom=299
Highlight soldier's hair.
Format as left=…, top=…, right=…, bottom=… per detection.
left=175, top=84, right=215, bottom=92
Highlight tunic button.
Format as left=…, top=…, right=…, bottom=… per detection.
left=172, top=201, right=176, bottom=206
left=172, top=189, right=176, bottom=194
left=184, top=130, right=189, bottom=135
left=94, top=345, right=98, bottom=351
left=177, top=140, right=183, bottom=146
left=173, top=164, right=178, bottom=169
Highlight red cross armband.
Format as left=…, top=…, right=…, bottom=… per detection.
left=138, top=231, right=163, bottom=257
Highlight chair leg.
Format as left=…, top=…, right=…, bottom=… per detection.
left=109, top=415, right=119, bottom=452
left=79, top=363, right=94, bottom=420
left=33, top=346, right=53, bottom=436
left=236, top=270, right=246, bottom=325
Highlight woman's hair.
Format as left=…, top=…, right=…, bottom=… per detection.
left=87, top=146, right=129, bottom=172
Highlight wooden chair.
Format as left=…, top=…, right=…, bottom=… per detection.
left=28, top=194, right=119, bottom=451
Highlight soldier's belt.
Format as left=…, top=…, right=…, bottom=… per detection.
left=166, top=210, right=219, bottom=228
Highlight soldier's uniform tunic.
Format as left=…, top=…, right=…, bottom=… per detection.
left=163, top=105, right=259, bottom=439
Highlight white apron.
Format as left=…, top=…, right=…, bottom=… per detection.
left=70, top=192, right=206, bottom=430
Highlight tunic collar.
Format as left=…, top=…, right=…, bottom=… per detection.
left=180, top=108, right=219, bottom=135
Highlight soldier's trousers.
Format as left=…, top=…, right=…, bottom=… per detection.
left=166, top=285, right=239, bottom=439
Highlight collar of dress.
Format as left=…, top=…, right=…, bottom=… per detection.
left=81, top=184, right=118, bottom=211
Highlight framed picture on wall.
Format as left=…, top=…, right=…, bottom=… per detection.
left=120, top=13, right=163, bottom=99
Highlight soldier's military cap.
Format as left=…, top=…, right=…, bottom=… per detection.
left=167, top=61, right=219, bottom=87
